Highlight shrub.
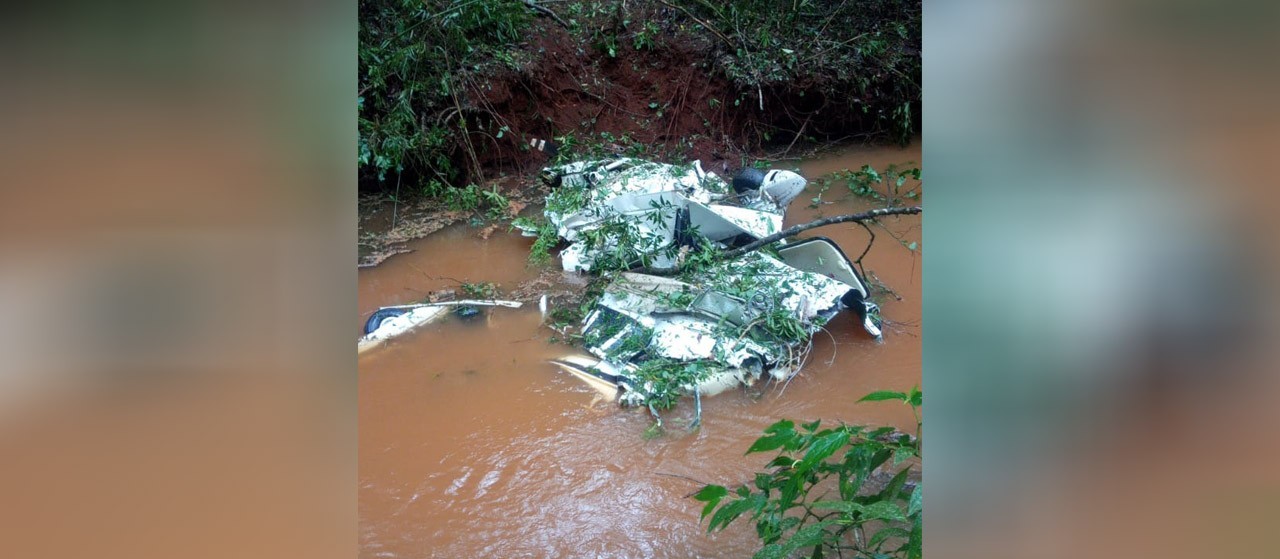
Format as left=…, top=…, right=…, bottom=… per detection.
left=695, top=388, right=922, bottom=559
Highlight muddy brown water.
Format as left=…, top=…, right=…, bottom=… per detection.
left=359, top=140, right=922, bottom=558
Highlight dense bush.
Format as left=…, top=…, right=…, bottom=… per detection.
left=696, top=388, right=922, bottom=559
left=682, top=0, right=922, bottom=144
left=358, top=0, right=530, bottom=185
left=358, top=0, right=921, bottom=193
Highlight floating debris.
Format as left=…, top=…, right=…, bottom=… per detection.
left=358, top=300, right=523, bottom=354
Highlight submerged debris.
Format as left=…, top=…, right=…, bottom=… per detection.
left=358, top=300, right=523, bottom=354
left=527, top=158, right=884, bottom=414
left=518, top=158, right=805, bottom=273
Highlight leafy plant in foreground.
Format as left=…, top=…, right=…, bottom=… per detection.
left=695, top=388, right=922, bottom=559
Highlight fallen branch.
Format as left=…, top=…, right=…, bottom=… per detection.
left=854, top=221, right=875, bottom=277
left=524, top=0, right=570, bottom=29
left=655, top=0, right=736, bottom=50
left=720, top=206, right=922, bottom=259
left=779, top=113, right=812, bottom=159
left=635, top=206, right=921, bottom=276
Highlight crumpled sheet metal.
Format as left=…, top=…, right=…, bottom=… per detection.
left=540, top=158, right=790, bottom=272
left=357, top=300, right=523, bottom=354
left=583, top=250, right=850, bottom=374
left=536, top=157, right=872, bottom=404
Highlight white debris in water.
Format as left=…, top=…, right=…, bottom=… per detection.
left=358, top=300, right=524, bottom=353
left=539, top=158, right=883, bottom=406
left=542, top=158, right=793, bottom=273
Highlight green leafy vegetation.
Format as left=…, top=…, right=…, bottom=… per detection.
left=808, top=162, right=922, bottom=208
left=677, top=0, right=922, bottom=145
left=843, top=163, right=921, bottom=205
left=359, top=0, right=531, bottom=185
left=441, top=183, right=512, bottom=219
left=696, top=388, right=922, bottom=559
left=630, top=358, right=716, bottom=410
left=460, top=281, right=501, bottom=300
left=511, top=216, right=562, bottom=265
left=360, top=0, right=921, bottom=199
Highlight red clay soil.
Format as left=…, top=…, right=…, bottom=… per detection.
left=458, top=14, right=750, bottom=179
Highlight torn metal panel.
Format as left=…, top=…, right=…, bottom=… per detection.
left=539, top=159, right=797, bottom=272
left=357, top=300, right=523, bottom=354
left=534, top=158, right=883, bottom=408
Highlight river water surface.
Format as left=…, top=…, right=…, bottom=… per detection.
left=358, top=140, right=922, bottom=558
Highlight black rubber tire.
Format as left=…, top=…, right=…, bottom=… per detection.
left=733, top=168, right=765, bottom=194
left=841, top=289, right=865, bottom=312
left=364, top=307, right=412, bottom=335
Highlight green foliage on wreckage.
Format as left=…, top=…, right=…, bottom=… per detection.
left=521, top=158, right=885, bottom=424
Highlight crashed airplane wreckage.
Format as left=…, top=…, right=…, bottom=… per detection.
left=358, top=300, right=523, bottom=354
left=516, top=158, right=884, bottom=417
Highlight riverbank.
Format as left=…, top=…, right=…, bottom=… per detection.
left=358, top=1, right=921, bottom=264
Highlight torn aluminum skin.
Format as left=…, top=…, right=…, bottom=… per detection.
left=573, top=239, right=880, bottom=405
left=518, top=158, right=806, bottom=273
left=357, top=300, right=523, bottom=354
left=529, top=158, right=882, bottom=406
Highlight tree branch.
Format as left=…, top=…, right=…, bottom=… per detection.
left=524, top=0, right=570, bottom=29
left=632, top=206, right=920, bottom=276
left=854, top=221, right=875, bottom=277
left=719, top=206, right=921, bottom=260
left=655, top=0, right=736, bottom=50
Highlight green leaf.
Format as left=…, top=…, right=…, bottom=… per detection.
left=768, top=455, right=798, bottom=469
left=692, top=485, right=728, bottom=519
left=754, top=520, right=836, bottom=559
left=748, top=420, right=797, bottom=454
left=869, top=526, right=911, bottom=548
left=784, top=521, right=833, bottom=551
left=908, top=484, right=922, bottom=517
left=907, top=386, right=922, bottom=407
left=860, top=501, right=906, bottom=522
left=880, top=467, right=912, bottom=501
left=892, top=447, right=916, bottom=466
left=754, top=543, right=788, bottom=559
left=814, top=499, right=903, bottom=523
left=778, top=516, right=802, bottom=533
left=798, top=430, right=850, bottom=472
left=859, top=390, right=908, bottom=403
left=754, top=472, right=773, bottom=491
left=811, top=500, right=860, bottom=513
left=708, top=494, right=764, bottom=532
left=868, top=447, right=894, bottom=471
left=866, top=426, right=896, bottom=439
left=908, top=512, right=922, bottom=559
